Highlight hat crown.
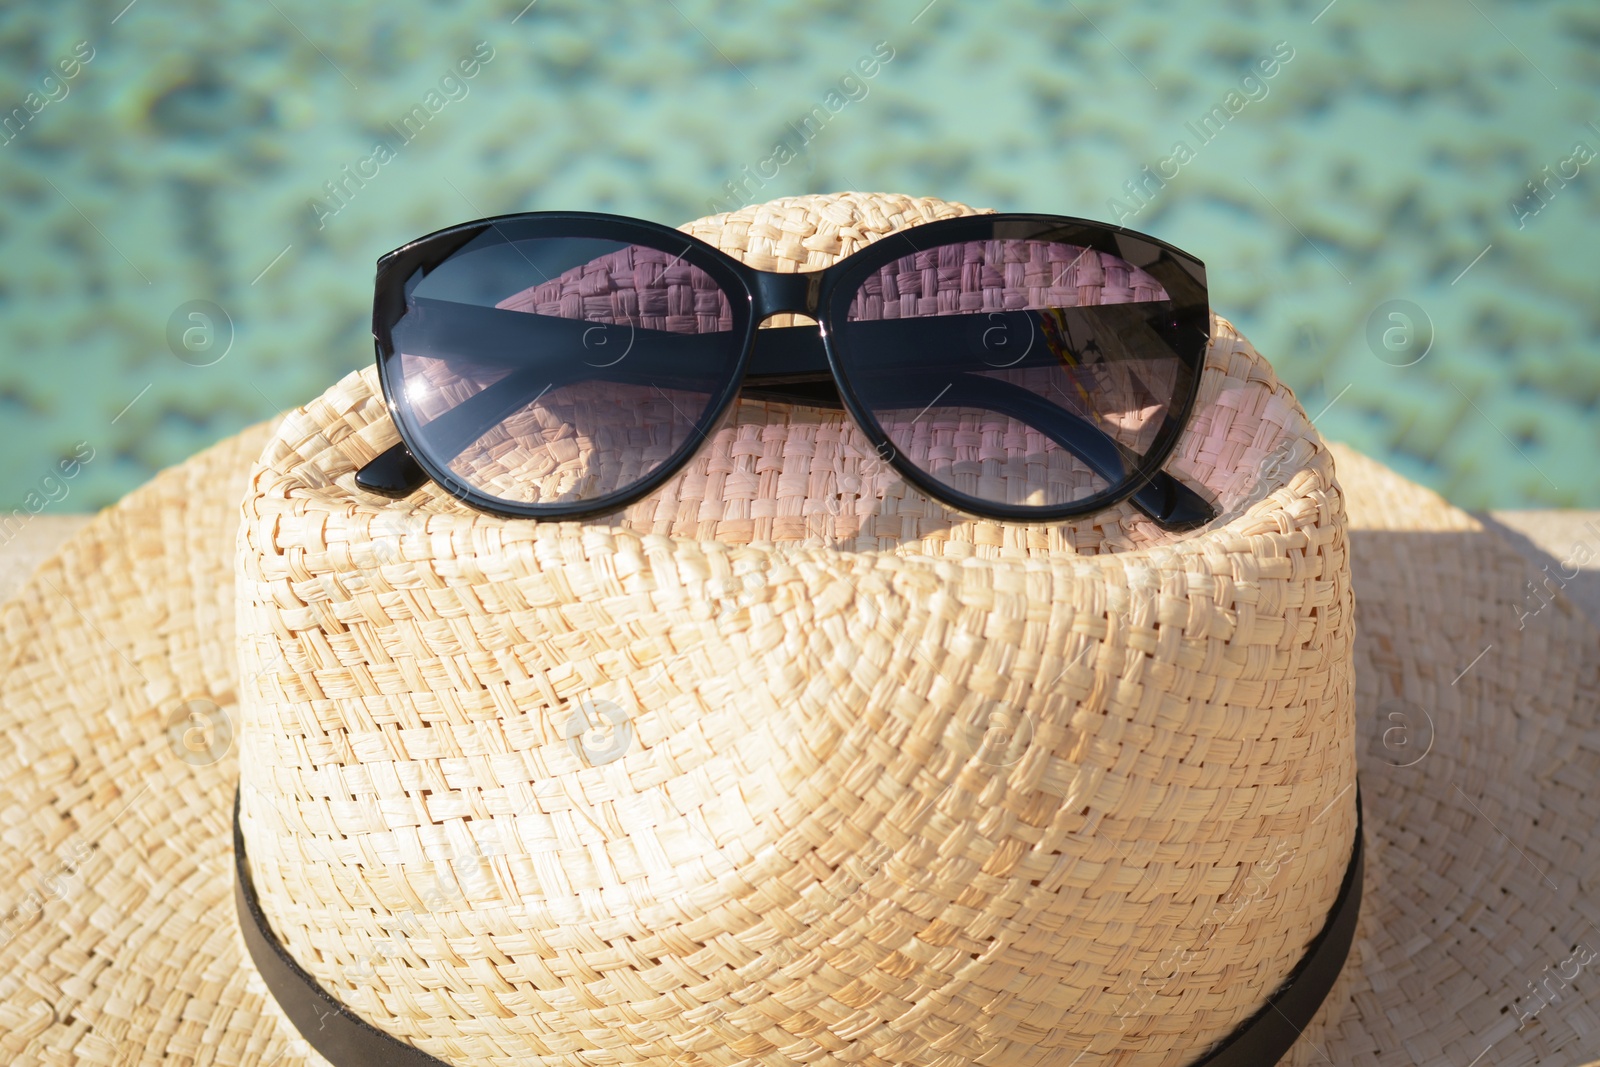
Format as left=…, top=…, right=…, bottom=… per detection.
left=236, top=192, right=1357, bottom=1067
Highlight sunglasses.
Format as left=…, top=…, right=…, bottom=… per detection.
left=356, top=211, right=1218, bottom=530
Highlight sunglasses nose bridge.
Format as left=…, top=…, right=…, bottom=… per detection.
left=751, top=269, right=822, bottom=319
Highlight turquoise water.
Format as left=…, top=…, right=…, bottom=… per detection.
left=1, top=0, right=1596, bottom=514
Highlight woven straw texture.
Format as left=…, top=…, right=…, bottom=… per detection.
left=0, top=192, right=1591, bottom=1067
left=232, top=191, right=1357, bottom=1067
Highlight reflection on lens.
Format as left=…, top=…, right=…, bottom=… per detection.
left=388, top=233, right=743, bottom=508
left=835, top=238, right=1185, bottom=510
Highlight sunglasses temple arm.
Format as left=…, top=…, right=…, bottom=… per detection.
left=920, top=374, right=1215, bottom=530
left=744, top=321, right=1214, bottom=527
left=353, top=371, right=1215, bottom=531
left=355, top=440, right=429, bottom=497
left=1128, top=469, right=1216, bottom=530
left=357, top=305, right=819, bottom=496
left=352, top=357, right=808, bottom=499
left=355, top=361, right=559, bottom=497
left=353, top=371, right=1217, bottom=530
left=363, top=303, right=1214, bottom=526
left=355, top=436, right=1213, bottom=529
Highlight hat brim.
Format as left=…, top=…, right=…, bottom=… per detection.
left=0, top=419, right=1596, bottom=1066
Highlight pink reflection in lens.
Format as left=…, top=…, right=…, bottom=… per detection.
left=843, top=239, right=1181, bottom=508
left=497, top=245, right=733, bottom=332
left=396, top=240, right=737, bottom=506
left=847, top=239, right=1169, bottom=319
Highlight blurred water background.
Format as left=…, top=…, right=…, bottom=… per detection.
left=1, top=0, right=1596, bottom=514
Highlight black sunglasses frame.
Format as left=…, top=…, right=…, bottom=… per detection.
left=363, top=210, right=1216, bottom=529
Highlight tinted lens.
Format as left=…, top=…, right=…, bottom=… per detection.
left=385, top=232, right=744, bottom=508
left=833, top=238, right=1191, bottom=510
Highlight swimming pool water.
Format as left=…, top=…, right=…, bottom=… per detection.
left=1, top=0, right=1595, bottom=514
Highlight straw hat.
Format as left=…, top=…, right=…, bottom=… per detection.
left=0, top=193, right=1594, bottom=1067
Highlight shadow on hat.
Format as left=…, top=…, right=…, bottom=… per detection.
left=0, top=193, right=1595, bottom=1067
